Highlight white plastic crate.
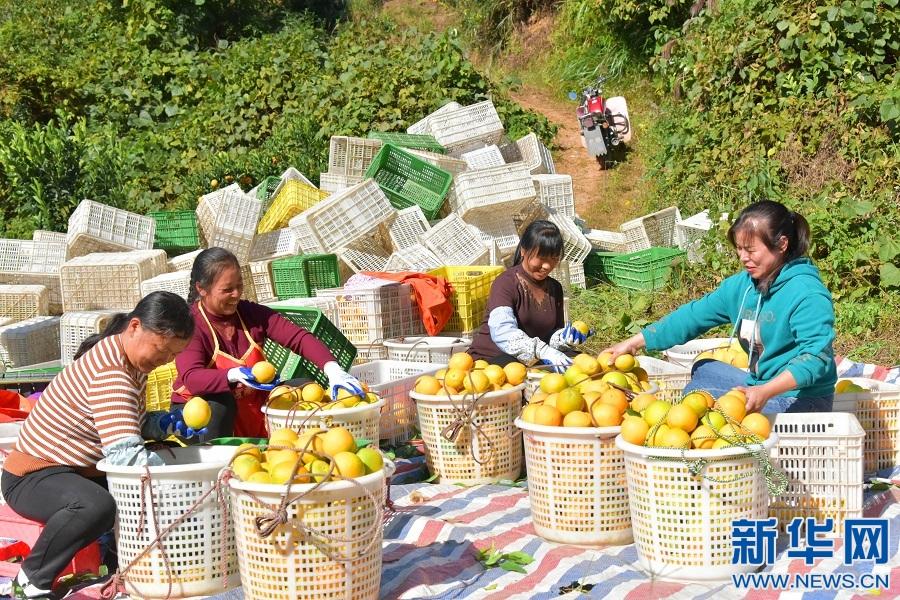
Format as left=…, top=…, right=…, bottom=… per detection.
left=620, top=206, right=681, bottom=252
left=140, top=270, right=192, bottom=300
left=60, top=310, right=117, bottom=365
left=676, top=210, right=715, bottom=263
left=328, top=136, right=383, bottom=178
left=546, top=209, right=591, bottom=263
left=469, top=226, right=504, bottom=267
left=388, top=205, right=431, bottom=251
left=248, top=259, right=277, bottom=303
left=585, top=229, right=627, bottom=253
left=467, top=215, right=519, bottom=258
left=421, top=214, right=489, bottom=266
left=407, top=101, right=462, bottom=135
left=239, top=263, right=257, bottom=303
left=451, top=163, right=537, bottom=220
left=405, top=148, right=469, bottom=176
left=662, top=337, right=732, bottom=368
left=512, top=201, right=549, bottom=236
left=167, top=249, right=202, bottom=273
left=316, top=281, right=424, bottom=346
left=515, top=132, right=556, bottom=175
left=31, top=230, right=67, bottom=244
left=833, top=377, right=900, bottom=475
left=319, top=171, right=363, bottom=194
left=60, top=250, right=167, bottom=312
left=533, top=174, right=575, bottom=218
left=0, top=284, right=49, bottom=321
left=0, top=316, right=61, bottom=368
left=289, top=179, right=395, bottom=252
left=352, top=342, right=389, bottom=366
left=350, top=360, right=442, bottom=444
left=384, top=244, right=443, bottom=272
left=384, top=335, right=471, bottom=363
left=196, top=184, right=262, bottom=264
left=770, top=412, right=864, bottom=537
left=429, top=100, right=505, bottom=154
left=570, top=261, right=586, bottom=288
left=0, top=239, right=68, bottom=312
left=460, top=145, right=505, bottom=170
left=248, top=227, right=300, bottom=262
left=264, top=296, right=340, bottom=327
left=339, top=228, right=393, bottom=274
left=66, top=200, right=155, bottom=258
left=637, top=355, right=692, bottom=403
left=550, top=260, right=572, bottom=295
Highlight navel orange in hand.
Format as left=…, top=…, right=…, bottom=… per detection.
left=251, top=361, right=277, bottom=384
left=715, top=394, right=747, bottom=423
left=182, top=397, right=211, bottom=430
left=740, top=413, right=771, bottom=440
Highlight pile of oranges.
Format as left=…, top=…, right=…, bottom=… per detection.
left=413, top=352, right=527, bottom=396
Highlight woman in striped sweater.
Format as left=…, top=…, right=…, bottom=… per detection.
left=0, top=291, right=195, bottom=599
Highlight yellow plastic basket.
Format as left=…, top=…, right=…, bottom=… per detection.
left=257, top=180, right=329, bottom=234
left=145, top=361, right=177, bottom=412
left=429, top=266, right=503, bottom=334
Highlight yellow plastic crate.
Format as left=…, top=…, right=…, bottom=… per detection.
left=257, top=180, right=329, bottom=234
left=429, top=266, right=503, bottom=334
left=145, top=361, right=177, bottom=412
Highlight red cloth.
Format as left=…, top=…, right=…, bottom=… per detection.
left=361, top=272, right=454, bottom=335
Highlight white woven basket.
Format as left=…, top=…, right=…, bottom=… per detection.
left=466, top=215, right=519, bottom=258
left=637, top=356, right=693, bottom=403
left=662, top=337, right=732, bottom=368
left=66, top=200, right=155, bottom=258
left=97, top=446, right=240, bottom=599
left=383, top=336, right=472, bottom=363
left=518, top=420, right=632, bottom=545
left=60, top=310, right=117, bottom=366
left=261, top=399, right=385, bottom=445
left=675, top=210, right=715, bottom=263
left=31, top=230, right=67, bottom=244
left=248, top=228, right=300, bottom=262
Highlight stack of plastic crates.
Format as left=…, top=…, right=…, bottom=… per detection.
left=833, top=378, right=900, bottom=475
left=460, top=145, right=505, bottom=170
left=421, top=214, right=490, bottom=266
left=515, top=132, right=555, bottom=175
left=428, top=266, right=504, bottom=334
left=145, top=362, right=177, bottom=412
left=261, top=306, right=355, bottom=387
left=608, top=247, right=686, bottom=292
left=271, top=254, right=340, bottom=300
left=0, top=285, right=49, bottom=322
left=60, top=250, right=167, bottom=311
left=149, top=210, right=200, bottom=255
left=427, top=100, right=505, bottom=154
left=195, top=184, right=262, bottom=264
left=339, top=229, right=393, bottom=274
left=619, top=206, right=681, bottom=252
left=367, top=132, right=445, bottom=153
left=140, top=271, right=191, bottom=300
left=256, top=180, right=329, bottom=234
left=248, top=227, right=300, bottom=262
left=31, top=230, right=66, bottom=244
left=166, top=249, right=202, bottom=273
left=466, top=215, right=519, bottom=259
left=384, top=244, right=443, bottom=273
left=0, top=239, right=69, bottom=314
left=365, top=144, right=451, bottom=220
left=66, top=200, right=156, bottom=258
left=0, top=316, right=61, bottom=368
left=252, top=166, right=317, bottom=215
left=59, top=311, right=118, bottom=366
left=533, top=174, right=575, bottom=218
left=450, top=163, right=536, bottom=220
left=316, top=281, right=424, bottom=347
left=407, top=101, right=461, bottom=134
left=248, top=260, right=277, bottom=303
left=388, top=205, right=431, bottom=250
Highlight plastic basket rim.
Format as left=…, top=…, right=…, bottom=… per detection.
left=260, top=398, right=385, bottom=418
left=383, top=335, right=472, bottom=350
left=227, top=461, right=393, bottom=494
left=411, top=383, right=525, bottom=405
left=514, top=417, right=620, bottom=439
left=97, top=445, right=234, bottom=476
left=615, top=432, right=777, bottom=459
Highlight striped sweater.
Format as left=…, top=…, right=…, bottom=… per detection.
left=5, top=334, right=147, bottom=475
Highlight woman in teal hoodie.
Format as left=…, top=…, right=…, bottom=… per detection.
left=604, top=200, right=836, bottom=414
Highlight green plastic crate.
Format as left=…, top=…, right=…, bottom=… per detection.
left=271, top=254, right=340, bottom=299
left=364, top=144, right=452, bottom=220
left=367, top=132, right=446, bottom=154
left=255, top=176, right=283, bottom=215
left=149, top=211, right=200, bottom=254
left=584, top=250, right=621, bottom=282
left=262, top=307, right=356, bottom=386
left=608, top=247, right=686, bottom=291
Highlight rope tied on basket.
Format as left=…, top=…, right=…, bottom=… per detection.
left=438, top=375, right=496, bottom=466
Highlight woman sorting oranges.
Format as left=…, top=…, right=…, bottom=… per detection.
left=171, top=247, right=362, bottom=439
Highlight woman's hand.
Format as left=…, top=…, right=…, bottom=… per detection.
left=737, top=386, right=773, bottom=413
left=600, top=333, right=646, bottom=367
left=227, top=366, right=278, bottom=391
left=551, top=323, right=595, bottom=348
left=323, top=361, right=364, bottom=401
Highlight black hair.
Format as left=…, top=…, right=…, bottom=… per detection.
left=727, top=200, right=811, bottom=263
left=186, top=247, right=241, bottom=304
left=73, top=291, right=195, bottom=360
left=512, top=220, right=564, bottom=266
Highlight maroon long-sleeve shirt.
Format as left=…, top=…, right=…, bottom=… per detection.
left=171, top=300, right=334, bottom=401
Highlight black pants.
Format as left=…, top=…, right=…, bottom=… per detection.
left=1, top=467, right=116, bottom=590
left=193, top=391, right=238, bottom=442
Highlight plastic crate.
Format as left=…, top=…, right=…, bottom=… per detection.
left=145, top=361, right=177, bottom=412
left=676, top=210, right=716, bottom=263
left=364, top=144, right=451, bottom=220
left=637, top=355, right=692, bottom=403
left=261, top=306, right=355, bottom=387
left=460, top=145, right=505, bottom=170
left=350, top=360, right=442, bottom=444
left=515, top=132, right=555, bottom=174
left=384, top=244, right=443, bottom=273
left=149, top=210, right=200, bottom=255
left=833, top=377, right=900, bottom=475
left=0, top=284, right=49, bottom=321
left=271, top=254, right=340, bottom=300
left=248, top=260, right=277, bottom=304
left=533, top=174, right=574, bottom=218
left=661, top=337, right=731, bottom=368
left=550, top=261, right=572, bottom=295
left=31, top=230, right=66, bottom=244
left=166, top=249, right=202, bottom=273
left=428, top=266, right=504, bottom=334
left=263, top=297, right=340, bottom=328
left=620, top=206, right=681, bottom=253
left=518, top=420, right=632, bottom=545
left=0, top=239, right=69, bottom=313
left=405, top=148, right=469, bottom=176
left=66, top=200, right=155, bottom=258
left=450, top=163, right=537, bottom=220
left=368, top=132, right=445, bottom=154
left=427, top=100, right=505, bottom=154
left=384, top=335, right=471, bottom=363
left=248, top=227, right=300, bottom=262
left=239, top=263, right=257, bottom=303
left=140, top=270, right=191, bottom=300
left=195, top=184, right=262, bottom=264
left=256, top=180, right=329, bottom=234
left=352, top=342, right=389, bottom=366
left=512, top=201, right=549, bottom=236
left=407, top=101, right=462, bottom=135
left=60, top=310, right=117, bottom=366
left=253, top=167, right=317, bottom=216
left=570, top=261, right=585, bottom=288
left=316, top=282, right=424, bottom=346
left=421, top=214, right=490, bottom=266
left=0, top=316, right=61, bottom=368
left=339, top=230, right=392, bottom=274
left=60, top=250, right=167, bottom=312
left=585, top=229, right=627, bottom=253
left=466, top=214, right=519, bottom=258
left=583, top=250, right=621, bottom=282
left=770, top=412, right=864, bottom=537
left=318, top=172, right=363, bottom=194
left=546, top=210, right=592, bottom=264
left=288, top=179, right=395, bottom=252
left=328, top=136, right=383, bottom=178
left=388, top=205, right=430, bottom=251
left=608, top=247, right=686, bottom=292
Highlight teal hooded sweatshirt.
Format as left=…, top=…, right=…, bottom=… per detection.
left=642, top=258, right=837, bottom=399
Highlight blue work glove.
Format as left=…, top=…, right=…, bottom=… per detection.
left=227, top=366, right=279, bottom=391
left=158, top=408, right=208, bottom=439
left=537, top=345, right=573, bottom=373
left=551, top=322, right=594, bottom=348
left=323, top=361, right=364, bottom=401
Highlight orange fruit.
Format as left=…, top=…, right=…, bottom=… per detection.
left=444, top=368, right=466, bottom=390
left=448, top=352, right=474, bottom=372
left=563, top=411, right=593, bottom=427
left=270, top=460, right=307, bottom=484
left=503, top=362, right=527, bottom=385
left=529, top=389, right=548, bottom=404
left=182, top=397, right=211, bottom=430
left=681, top=392, right=710, bottom=418
left=740, top=413, right=771, bottom=439
left=715, top=395, right=747, bottom=423
left=533, top=405, right=563, bottom=427
left=321, top=427, right=357, bottom=456
left=332, top=451, right=366, bottom=478
left=463, top=370, right=491, bottom=393
left=630, top=393, right=656, bottom=412
left=643, top=400, right=672, bottom=427
left=473, top=359, right=490, bottom=370
left=621, top=416, right=650, bottom=445
left=666, top=404, right=699, bottom=433
left=614, top=353, right=636, bottom=372
left=556, top=388, right=585, bottom=415
left=591, top=402, right=623, bottom=427
left=596, top=351, right=615, bottom=372
left=544, top=393, right=559, bottom=408
left=300, top=383, right=326, bottom=404
left=251, top=361, right=277, bottom=384
left=483, top=364, right=507, bottom=386
left=650, top=424, right=671, bottom=446
left=661, top=427, right=691, bottom=449
left=599, top=388, right=628, bottom=414
left=726, top=388, right=748, bottom=403
left=631, top=367, right=649, bottom=383
left=690, top=425, right=716, bottom=449
left=295, top=430, right=324, bottom=464
left=521, top=404, right=540, bottom=423
left=414, top=375, right=442, bottom=395
left=540, top=373, right=568, bottom=394
left=573, top=354, right=600, bottom=376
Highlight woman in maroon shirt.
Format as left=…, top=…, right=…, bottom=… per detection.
left=468, top=221, right=591, bottom=371
left=171, top=248, right=362, bottom=438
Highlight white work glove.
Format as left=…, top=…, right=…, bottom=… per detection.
left=323, top=361, right=364, bottom=401
left=226, top=366, right=278, bottom=391
left=536, top=343, right=573, bottom=374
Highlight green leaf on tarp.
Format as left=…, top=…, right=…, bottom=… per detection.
left=484, top=584, right=498, bottom=591
left=505, top=551, right=534, bottom=565
left=500, top=560, right=527, bottom=573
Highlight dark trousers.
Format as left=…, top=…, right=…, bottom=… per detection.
left=198, top=391, right=238, bottom=441
left=1, top=467, right=116, bottom=590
